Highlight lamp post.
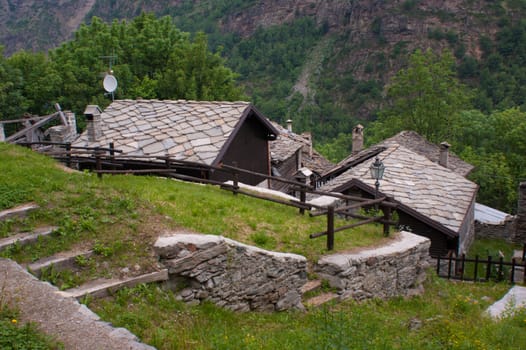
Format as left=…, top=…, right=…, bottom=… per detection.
left=369, top=156, right=385, bottom=201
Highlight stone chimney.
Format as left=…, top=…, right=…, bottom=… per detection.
left=286, top=119, right=293, bottom=132
left=301, top=131, right=313, bottom=157
left=84, top=105, right=102, bottom=142
left=439, top=142, right=450, bottom=168
left=352, top=124, right=364, bottom=154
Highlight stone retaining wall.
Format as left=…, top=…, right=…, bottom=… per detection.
left=475, top=219, right=516, bottom=242
left=154, top=233, right=307, bottom=312
left=314, top=231, right=431, bottom=300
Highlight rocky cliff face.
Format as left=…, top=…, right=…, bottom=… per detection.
left=1, top=0, right=508, bottom=57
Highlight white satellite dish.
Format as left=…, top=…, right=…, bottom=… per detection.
left=103, top=74, right=118, bottom=93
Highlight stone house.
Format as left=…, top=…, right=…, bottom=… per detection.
left=269, top=120, right=333, bottom=192
left=72, top=99, right=279, bottom=185
left=318, top=140, right=478, bottom=257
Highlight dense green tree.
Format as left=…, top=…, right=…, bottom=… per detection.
left=47, top=14, right=244, bottom=117
left=368, top=49, right=472, bottom=144
left=0, top=47, right=28, bottom=121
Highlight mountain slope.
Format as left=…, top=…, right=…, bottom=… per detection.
left=2, top=1, right=526, bottom=142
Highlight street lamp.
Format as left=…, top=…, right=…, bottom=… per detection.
left=369, top=156, right=385, bottom=200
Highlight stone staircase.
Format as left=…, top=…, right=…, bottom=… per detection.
left=1, top=202, right=169, bottom=301
left=301, top=279, right=339, bottom=307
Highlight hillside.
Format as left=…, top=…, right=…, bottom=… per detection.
left=2, top=1, right=526, bottom=143
left=1, top=146, right=525, bottom=349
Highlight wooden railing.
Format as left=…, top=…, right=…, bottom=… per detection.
left=19, top=142, right=399, bottom=251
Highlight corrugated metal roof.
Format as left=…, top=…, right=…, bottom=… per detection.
left=475, top=202, right=512, bottom=225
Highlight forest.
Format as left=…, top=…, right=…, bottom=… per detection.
left=0, top=12, right=525, bottom=213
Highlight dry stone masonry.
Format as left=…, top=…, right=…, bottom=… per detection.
left=154, top=233, right=308, bottom=311
left=314, top=231, right=430, bottom=300
left=514, top=182, right=526, bottom=243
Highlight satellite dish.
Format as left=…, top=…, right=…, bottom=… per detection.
left=103, top=74, right=118, bottom=93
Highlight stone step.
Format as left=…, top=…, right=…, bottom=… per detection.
left=57, top=269, right=169, bottom=299
left=0, top=226, right=58, bottom=253
left=300, top=279, right=322, bottom=294
left=304, top=292, right=339, bottom=308
left=26, top=250, right=94, bottom=278
left=0, top=202, right=39, bottom=221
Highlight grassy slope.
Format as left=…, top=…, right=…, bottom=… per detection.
left=1, top=144, right=525, bottom=349
left=0, top=143, right=389, bottom=282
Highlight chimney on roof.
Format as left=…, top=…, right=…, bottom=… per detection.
left=439, top=141, right=450, bottom=168
left=84, top=105, right=102, bottom=142
left=301, top=131, right=313, bottom=157
left=286, top=119, right=293, bottom=132
left=352, top=124, right=364, bottom=154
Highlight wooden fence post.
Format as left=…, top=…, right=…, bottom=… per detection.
left=474, top=255, right=479, bottom=282
left=299, top=184, right=307, bottom=215
left=327, top=205, right=335, bottom=251
left=511, top=258, right=516, bottom=284
left=485, top=255, right=492, bottom=281
left=95, top=148, right=102, bottom=179
left=109, top=142, right=116, bottom=170
left=65, top=143, right=71, bottom=168
left=232, top=161, right=239, bottom=195
left=382, top=205, right=391, bottom=236
left=460, top=254, right=465, bottom=280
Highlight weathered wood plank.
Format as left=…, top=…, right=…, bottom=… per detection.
left=0, top=202, right=39, bottom=222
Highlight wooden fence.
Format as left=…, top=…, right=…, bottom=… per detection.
left=432, top=245, right=526, bottom=284
left=18, top=142, right=399, bottom=251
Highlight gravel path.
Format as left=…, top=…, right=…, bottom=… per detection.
left=0, top=258, right=155, bottom=350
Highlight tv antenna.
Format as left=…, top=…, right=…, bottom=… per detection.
left=100, top=53, right=118, bottom=101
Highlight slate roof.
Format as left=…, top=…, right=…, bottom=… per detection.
left=324, top=130, right=474, bottom=178
left=320, top=144, right=478, bottom=236
left=73, top=99, right=278, bottom=165
left=269, top=122, right=334, bottom=174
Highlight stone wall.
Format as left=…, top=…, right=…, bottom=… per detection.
left=514, top=182, right=526, bottom=243
left=154, top=233, right=307, bottom=312
left=475, top=219, right=516, bottom=242
left=314, top=231, right=430, bottom=300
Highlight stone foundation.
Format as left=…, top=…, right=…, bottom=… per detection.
left=314, top=231, right=431, bottom=300
left=154, top=233, right=308, bottom=312
left=475, top=219, right=516, bottom=242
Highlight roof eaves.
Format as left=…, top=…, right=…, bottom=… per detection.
left=335, top=178, right=459, bottom=238
left=211, top=104, right=278, bottom=167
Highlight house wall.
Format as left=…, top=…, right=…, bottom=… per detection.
left=340, top=187, right=456, bottom=257
left=271, top=149, right=301, bottom=193
left=458, top=199, right=476, bottom=255
left=397, top=212, right=454, bottom=257
left=212, top=114, right=270, bottom=185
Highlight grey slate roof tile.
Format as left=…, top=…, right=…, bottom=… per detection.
left=73, top=99, right=259, bottom=165
left=269, top=121, right=334, bottom=174
left=319, top=144, right=478, bottom=235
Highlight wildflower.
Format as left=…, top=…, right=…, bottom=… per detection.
left=11, top=319, right=17, bottom=324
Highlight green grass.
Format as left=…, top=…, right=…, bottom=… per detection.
left=89, top=275, right=526, bottom=350
left=468, top=238, right=523, bottom=260
left=0, top=305, right=63, bottom=349
left=0, top=143, right=389, bottom=278
left=3, top=143, right=526, bottom=349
